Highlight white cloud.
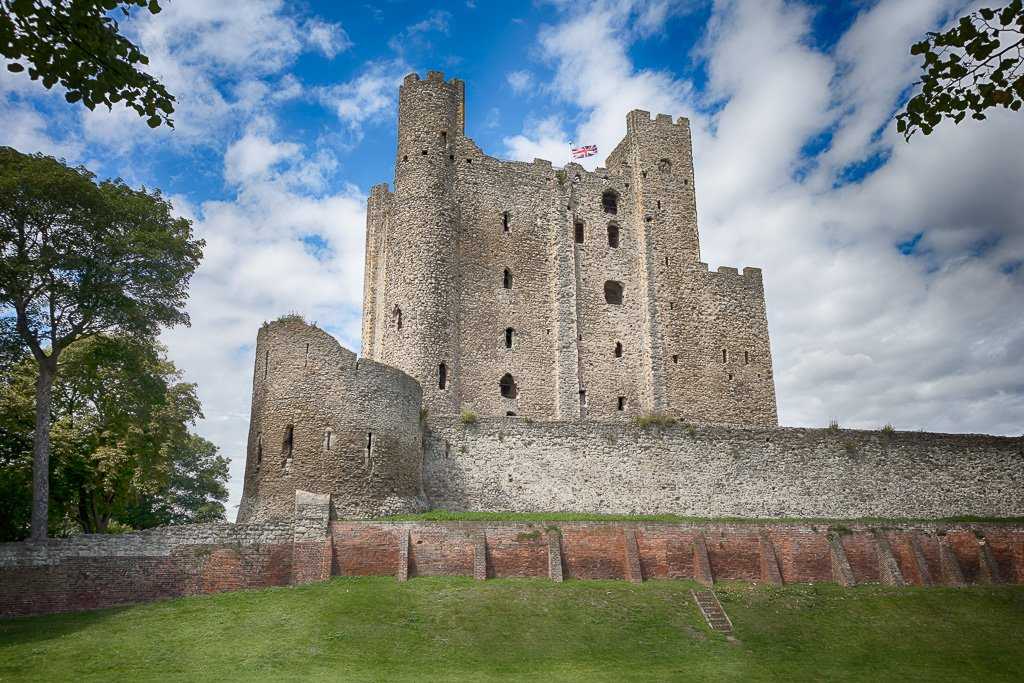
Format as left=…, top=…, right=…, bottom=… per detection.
left=303, top=19, right=353, bottom=58
left=506, top=70, right=533, bottom=94
left=317, top=61, right=409, bottom=132
left=503, top=116, right=571, bottom=163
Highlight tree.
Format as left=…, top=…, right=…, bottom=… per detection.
left=0, top=335, right=228, bottom=540
left=0, top=0, right=174, bottom=127
left=0, top=147, right=203, bottom=540
left=897, top=1, right=1024, bottom=140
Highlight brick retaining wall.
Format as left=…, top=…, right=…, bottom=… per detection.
left=4, top=515, right=1023, bottom=619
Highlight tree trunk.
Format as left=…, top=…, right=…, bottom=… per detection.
left=30, top=364, right=55, bottom=541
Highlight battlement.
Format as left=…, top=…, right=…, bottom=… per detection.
left=625, top=109, right=691, bottom=134
left=694, top=263, right=764, bottom=281
left=402, top=71, right=465, bottom=88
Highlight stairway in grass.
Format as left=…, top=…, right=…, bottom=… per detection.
left=691, top=589, right=733, bottom=633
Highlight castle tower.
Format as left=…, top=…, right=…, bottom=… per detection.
left=366, top=71, right=464, bottom=417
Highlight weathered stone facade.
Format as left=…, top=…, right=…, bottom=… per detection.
left=236, top=317, right=426, bottom=522
left=423, top=418, right=1024, bottom=519
left=236, top=70, right=1022, bottom=524
left=361, top=70, right=777, bottom=425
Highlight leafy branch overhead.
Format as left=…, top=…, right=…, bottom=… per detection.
left=897, top=1, right=1024, bottom=140
left=0, top=0, right=174, bottom=127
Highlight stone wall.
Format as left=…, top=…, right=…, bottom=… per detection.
left=423, top=418, right=1024, bottom=518
left=237, top=319, right=425, bottom=523
left=361, top=70, right=778, bottom=427
left=0, top=522, right=295, bottom=618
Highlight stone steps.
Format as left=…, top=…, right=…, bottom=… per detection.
left=691, top=589, right=732, bottom=633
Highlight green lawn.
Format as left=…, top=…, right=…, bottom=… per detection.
left=2, top=578, right=1022, bottom=682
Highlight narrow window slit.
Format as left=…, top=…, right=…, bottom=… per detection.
left=439, top=362, right=448, bottom=390
left=614, top=341, right=623, bottom=358
left=502, top=268, right=513, bottom=289
left=617, top=396, right=626, bottom=411
left=505, top=328, right=514, bottom=349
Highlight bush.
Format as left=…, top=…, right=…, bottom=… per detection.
left=881, top=424, right=895, bottom=437
left=827, top=419, right=840, bottom=432
left=460, top=409, right=478, bottom=425
left=634, top=412, right=677, bottom=429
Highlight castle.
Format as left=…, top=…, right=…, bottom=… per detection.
left=6, top=72, right=1024, bottom=619
left=235, top=71, right=1023, bottom=525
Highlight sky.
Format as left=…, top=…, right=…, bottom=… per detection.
left=2, top=0, right=1022, bottom=517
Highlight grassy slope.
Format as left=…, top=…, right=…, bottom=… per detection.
left=1, top=578, right=1022, bottom=682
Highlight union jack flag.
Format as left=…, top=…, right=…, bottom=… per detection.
left=571, top=144, right=597, bottom=159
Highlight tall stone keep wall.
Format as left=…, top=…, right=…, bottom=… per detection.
left=423, top=418, right=1024, bottom=518
left=237, top=318, right=425, bottom=523
left=361, top=70, right=778, bottom=427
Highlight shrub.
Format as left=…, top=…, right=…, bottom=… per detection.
left=881, top=424, right=895, bottom=437
left=634, top=412, right=677, bottom=429
left=827, top=419, right=840, bottom=432
left=460, top=409, right=478, bottom=425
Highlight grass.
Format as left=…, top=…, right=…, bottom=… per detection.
left=370, top=510, right=1024, bottom=525
left=1, top=578, right=1022, bottom=681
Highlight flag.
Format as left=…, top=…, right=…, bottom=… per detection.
left=571, top=144, right=597, bottom=159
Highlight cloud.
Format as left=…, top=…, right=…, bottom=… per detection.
left=303, top=19, right=353, bottom=58
left=506, top=70, right=533, bottom=94
left=503, top=116, right=571, bottom=163
left=387, top=10, right=451, bottom=54
left=316, top=61, right=409, bottom=135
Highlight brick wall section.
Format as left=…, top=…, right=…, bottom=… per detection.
left=424, top=419, right=1024, bottom=518
left=5, top=521, right=1024, bottom=618
left=0, top=523, right=294, bottom=618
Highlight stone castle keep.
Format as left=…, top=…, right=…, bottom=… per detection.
left=235, top=71, right=1022, bottom=525
left=5, top=71, right=1024, bottom=619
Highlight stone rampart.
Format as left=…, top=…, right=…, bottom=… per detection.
left=423, top=418, right=1024, bottom=518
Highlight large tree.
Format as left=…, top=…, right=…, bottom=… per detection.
left=897, top=1, right=1024, bottom=139
left=1, top=0, right=175, bottom=127
left=0, top=334, right=228, bottom=540
left=0, top=147, right=203, bottom=540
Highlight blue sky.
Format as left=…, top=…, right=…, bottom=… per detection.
left=3, top=0, right=1022, bottom=514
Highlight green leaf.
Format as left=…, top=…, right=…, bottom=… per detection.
left=65, top=91, right=82, bottom=103
left=146, top=115, right=161, bottom=128
left=6, top=63, right=25, bottom=73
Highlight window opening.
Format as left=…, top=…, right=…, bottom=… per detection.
left=672, top=354, right=678, bottom=364
left=502, top=268, right=513, bottom=289
left=366, top=432, right=373, bottom=454
left=745, top=351, right=750, bottom=364
left=402, top=154, right=408, bottom=162
left=283, top=425, right=294, bottom=458
left=505, top=328, right=514, bottom=349
left=440, top=131, right=447, bottom=143
left=506, top=411, right=517, bottom=416
left=604, top=280, right=624, bottom=305
left=728, top=373, right=734, bottom=380
left=722, top=349, right=728, bottom=363
left=664, top=256, right=669, bottom=267
left=256, top=433, right=262, bottom=469
left=499, top=373, right=518, bottom=399
left=656, top=200, right=661, bottom=210
left=658, top=158, right=672, bottom=174
left=502, top=211, right=511, bottom=232
left=574, top=221, right=584, bottom=244
left=614, top=341, right=623, bottom=358
left=324, top=429, right=333, bottom=451
left=393, top=304, right=402, bottom=331
left=421, top=149, right=427, bottom=155
left=617, top=396, right=626, bottom=411
left=439, top=362, right=448, bottom=390
left=602, top=189, right=618, bottom=214
left=607, top=222, right=620, bottom=248
left=264, top=350, right=269, bottom=379
left=579, top=390, right=587, bottom=406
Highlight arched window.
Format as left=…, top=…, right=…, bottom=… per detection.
left=439, top=362, right=447, bottom=389
left=499, top=373, right=518, bottom=399
left=658, top=158, right=672, bottom=174
left=614, top=341, right=623, bottom=358
left=505, top=328, right=514, bottom=349
left=604, top=280, right=624, bottom=305
left=393, top=305, right=402, bottom=331
left=607, top=222, right=620, bottom=248
left=502, top=268, right=513, bottom=289
left=601, top=189, right=618, bottom=214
